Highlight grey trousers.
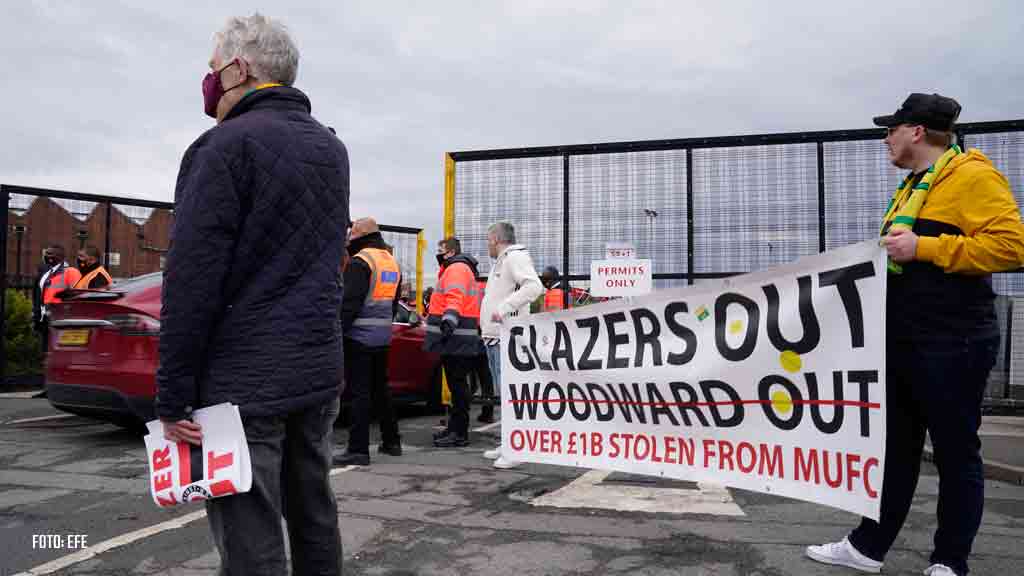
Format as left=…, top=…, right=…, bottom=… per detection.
left=206, top=397, right=342, bottom=576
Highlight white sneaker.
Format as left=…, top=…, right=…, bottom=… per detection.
left=924, top=565, right=957, bottom=576
left=483, top=447, right=501, bottom=460
left=493, top=455, right=521, bottom=469
left=805, top=537, right=882, bottom=573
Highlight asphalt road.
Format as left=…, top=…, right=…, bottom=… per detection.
left=1, top=394, right=1023, bottom=575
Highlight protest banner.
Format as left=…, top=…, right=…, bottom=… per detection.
left=501, top=240, right=887, bottom=519
left=143, top=403, right=252, bottom=508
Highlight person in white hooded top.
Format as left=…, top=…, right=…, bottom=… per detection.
left=479, top=221, right=544, bottom=469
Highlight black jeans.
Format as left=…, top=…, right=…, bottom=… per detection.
left=442, top=354, right=474, bottom=438
left=206, top=398, right=342, bottom=576
left=849, top=335, right=998, bottom=575
left=344, top=340, right=400, bottom=454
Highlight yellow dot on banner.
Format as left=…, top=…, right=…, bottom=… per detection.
left=780, top=350, right=802, bottom=373
left=771, top=390, right=793, bottom=414
left=729, top=320, right=744, bottom=334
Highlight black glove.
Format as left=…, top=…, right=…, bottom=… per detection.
left=440, top=317, right=456, bottom=338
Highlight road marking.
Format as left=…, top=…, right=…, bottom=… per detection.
left=12, top=467, right=357, bottom=575
left=472, top=421, right=500, bottom=433
left=530, top=470, right=745, bottom=516
left=7, top=414, right=76, bottom=425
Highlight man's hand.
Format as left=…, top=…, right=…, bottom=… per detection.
left=163, top=419, right=203, bottom=445
left=882, top=228, right=919, bottom=263
left=440, top=317, right=456, bottom=338
left=491, top=312, right=503, bottom=323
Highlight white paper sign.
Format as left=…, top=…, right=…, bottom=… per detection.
left=143, top=403, right=252, bottom=508
left=605, top=242, right=636, bottom=260
left=590, top=258, right=653, bottom=297
left=502, top=240, right=887, bottom=520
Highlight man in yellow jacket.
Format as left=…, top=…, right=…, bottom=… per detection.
left=807, top=93, right=1024, bottom=576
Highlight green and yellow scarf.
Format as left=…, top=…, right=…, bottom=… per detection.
left=879, top=144, right=962, bottom=273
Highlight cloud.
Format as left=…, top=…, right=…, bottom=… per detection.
left=4, top=0, right=1022, bottom=283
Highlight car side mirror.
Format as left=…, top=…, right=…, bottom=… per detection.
left=408, top=311, right=422, bottom=327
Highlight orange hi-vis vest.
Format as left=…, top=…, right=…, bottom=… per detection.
left=42, top=265, right=82, bottom=306
left=349, top=248, right=401, bottom=347
left=74, top=266, right=113, bottom=289
left=424, top=257, right=481, bottom=356
left=543, top=288, right=569, bottom=312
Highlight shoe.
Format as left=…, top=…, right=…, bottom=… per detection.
left=805, top=537, right=882, bottom=573
left=483, top=447, right=501, bottom=460
left=433, top=433, right=469, bottom=448
left=378, top=443, right=402, bottom=457
left=433, top=429, right=451, bottom=440
left=333, top=451, right=370, bottom=466
left=924, top=565, right=957, bottom=576
left=493, top=455, right=521, bottom=469
left=476, top=411, right=495, bottom=424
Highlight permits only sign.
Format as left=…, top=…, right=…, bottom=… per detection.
left=590, top=259, right=652, bottom=297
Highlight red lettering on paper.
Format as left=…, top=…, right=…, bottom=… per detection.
left=153, top=471, right=172, bottom=492
left=152, top=446, right=171, bottom=471
left=210, top=479, right=238, bottom=497
left=207, top=451, right=234, bottom=480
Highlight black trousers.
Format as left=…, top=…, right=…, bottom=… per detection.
left=473, top=350, right=495, bottom=409
left=442, top=354, right=474, bottom=438
left=344, top=340, right=400, bottom=454
left=206, top=398, right=342, bottom=576
left=849, top=335, right=998, bottom=576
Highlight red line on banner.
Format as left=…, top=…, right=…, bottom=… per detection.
left=177, top=442, right=191, bottom=487
left=507, top=398, right=881, bottom=409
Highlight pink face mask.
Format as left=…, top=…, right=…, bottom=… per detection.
left=202, top=60, right=242, bottom=119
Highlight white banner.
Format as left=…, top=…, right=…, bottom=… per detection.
left=143, top=403, right=252, bottom=508
left=502, top=240, right=887, bottom=519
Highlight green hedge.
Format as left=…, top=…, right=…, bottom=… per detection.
left=5, top=289, right=42, bottom=376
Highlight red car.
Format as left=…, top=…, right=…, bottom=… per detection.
left=44, top=273, right=443, bottom=428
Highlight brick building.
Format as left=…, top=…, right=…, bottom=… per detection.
left=6, top=195, right=172, bottom=291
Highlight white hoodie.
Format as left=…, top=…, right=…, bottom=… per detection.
left=479, top=244, right=544, bottom=340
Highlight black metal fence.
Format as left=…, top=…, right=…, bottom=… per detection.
left=3, top=185, right=425, bottom=383
left=446, top=120, right=1024, bottom=409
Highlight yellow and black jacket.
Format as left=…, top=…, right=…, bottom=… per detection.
left=890, top=149, right=1024, bottom=339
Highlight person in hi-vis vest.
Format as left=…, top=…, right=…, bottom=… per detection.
left=334, top=217, right=403, bottom=466
left=37, top=245, right=82, bottom=352
left=425, top=236, right=482, bottom=448
left=74, top=245, right=113, bottom=289
left=540, top=265, right=570, bottom=312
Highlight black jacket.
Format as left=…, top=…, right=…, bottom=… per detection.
left=155, top=86, right=350, bottom=420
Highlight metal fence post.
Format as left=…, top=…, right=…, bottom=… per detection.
left=104, top=202, right=113, bottom=268
left=1005, top=298, right=1014, bottom=400
left=562, top=153, right=571, bottom=308
left=1, top=185, right=9, bottom=384
left=686, top=148, right=694, bottom=285
left=817, top=141, right=826, bottom=253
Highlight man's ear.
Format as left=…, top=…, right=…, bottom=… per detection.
left=911, top=125, right=926, bottom=144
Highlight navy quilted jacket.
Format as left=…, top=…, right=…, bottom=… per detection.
left=155, top=86, right=349, bottom=420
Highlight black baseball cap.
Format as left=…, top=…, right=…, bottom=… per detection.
left=873, top=93, right=962, bottom=132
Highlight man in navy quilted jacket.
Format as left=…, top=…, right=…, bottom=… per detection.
left=155, top=13, right=348, bottom=576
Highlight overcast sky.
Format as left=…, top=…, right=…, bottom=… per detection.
left=4, top=0, right=1022, bottom=263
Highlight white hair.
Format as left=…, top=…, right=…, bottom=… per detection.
left=488, top=221, right=516, bottom=244
left=214, top=13, right=299, bottom=85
